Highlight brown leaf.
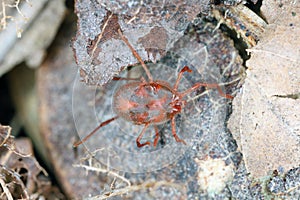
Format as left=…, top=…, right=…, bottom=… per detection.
left=228, top=2, right=300, bottom=178
left=137, top=26, right=169, bottom=61
left=72, top=0, right=210, bottom=86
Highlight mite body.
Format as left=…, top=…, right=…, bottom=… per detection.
left=113, top=80, right=182, bottom=125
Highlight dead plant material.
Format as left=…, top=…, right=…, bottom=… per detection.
left=0, top=125, right=61, bottom=199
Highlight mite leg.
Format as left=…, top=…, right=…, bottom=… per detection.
left=180, top=82, right=233, bottom=99
left=73, top=116, right=119, bottom=147
left=174, top=66, right=192, bottom=91
left=153, top=125, right=160, bottom=147
left=112, top=77, right=140, bottom=81
left=171, top=117, right=187, bottom=145
left=136, top=123, right=151, bottom=148
left=118, top=29, right=153, bottom=82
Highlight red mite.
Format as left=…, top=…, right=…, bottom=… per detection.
left=73, top=29, right=233, bottom=148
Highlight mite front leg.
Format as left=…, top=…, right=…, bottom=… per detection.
left=171, top=117, right=186, bottom=145
left=174, top=66, right=192, bottom=91
left=136, top=123, right=151, bottom=148
left=118, top=29, right=153, bottom=82
left=180, top=82, right=233, bottom=99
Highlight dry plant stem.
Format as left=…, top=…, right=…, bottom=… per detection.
left=92, top=180, right=184, bottom=200
left=73, top=116, right=119, bottom=147
left=1, top=0, right=30, bottom=34
left=246, top=49, right=299, bottom=63
left=117, top=29, right=153, bottom=82
left=1, top=1, right=8, bottom=29
left=7, top=0, right=27, bottom=19
left=0, top=178, right=13, bottom=200
left=275, top=183, right=300, bottom=196
left=0, top=126, right=11, bottom=147
left=73, top=164, right=131, bottom=186
left=90, top=13, right=114, bottom=58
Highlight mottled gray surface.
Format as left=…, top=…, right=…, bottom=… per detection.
left=73, top=16, right=245, bottom=199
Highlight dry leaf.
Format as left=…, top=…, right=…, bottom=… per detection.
left=228, top=1, right=300, bottom=178
left=72, top=0, right=211, bottom=86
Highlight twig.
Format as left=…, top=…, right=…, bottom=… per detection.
left=0, top=178, right=13, bottom=200
left=73, top=164, right=131, bottom=187
left=88, top=180, right=184, bottom=200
